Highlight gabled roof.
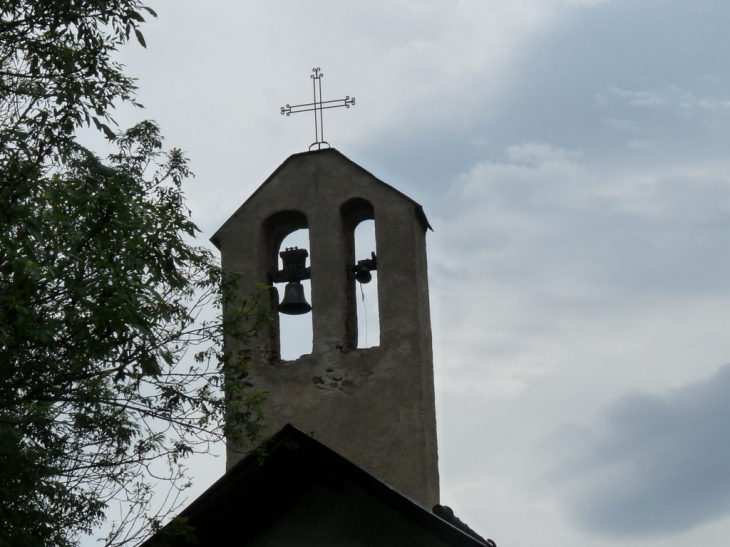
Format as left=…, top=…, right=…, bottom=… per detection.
left=141, top=424, right=493, bottom=547
left=210, top=148, right=432, bottom=249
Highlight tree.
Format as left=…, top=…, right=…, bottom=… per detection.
left=0, top=2, right=265, bottom=545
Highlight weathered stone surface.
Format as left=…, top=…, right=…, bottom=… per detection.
left=212, top=148, right=439, bottom=508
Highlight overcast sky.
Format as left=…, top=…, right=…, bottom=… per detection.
left=91, top=1, right=730, bottom=545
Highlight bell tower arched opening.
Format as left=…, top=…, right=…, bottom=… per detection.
left=340, top=198, right=377, bottom=351
left=353, top=219, right=379, bottom=348
left=277, top=229, right=313, bottom=360
left=262, top=210, right=310, bottom=361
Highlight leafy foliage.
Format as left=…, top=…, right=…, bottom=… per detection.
left=0, top=2, right=266, bottom=545
left=0, top=0, right=152, bottom=160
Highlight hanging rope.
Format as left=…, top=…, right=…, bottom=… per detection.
left=360, top=282, right=368, bottom=348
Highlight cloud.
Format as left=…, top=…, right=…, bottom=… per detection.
left=439, top=141, right=730, bottom=305
left=696, top=97, right=730, bottom=111
left=344, top=0, right=565, bottom=139
left=608, top=86, right=668, bottom=107
left=607, top=85, right=730, bottom=113
left=545, top=364, right=730, bottom=536
left=601, top=118, right=641, bottom=134
left=430, top=140, right=730, bottom=399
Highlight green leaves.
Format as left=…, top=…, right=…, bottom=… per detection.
left=0, top=122, right=265, bottom=545
left=134, top=28, right=147, bottom=48
left=0, top=0, right=150, bottom=164
left=0, top=3, right=265, bottom=545
left=92, top=116, right=117, bottom=140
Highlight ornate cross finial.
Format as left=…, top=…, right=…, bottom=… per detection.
left=281, top=68, right=356, bottom=151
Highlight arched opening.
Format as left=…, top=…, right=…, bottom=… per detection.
left=354, top=219, right=379, bottom=348
left=277, top=228, right=313, bottom=360
left=262, top=210, right=310, bottom=361
left=340, top=198, right=379, bottom=350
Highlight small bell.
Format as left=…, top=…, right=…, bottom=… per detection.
left=354, top=265, right=372, bottom=284
left=353, top=252, right=377, bottom=284
left=278, top=281, right=312, bottom=315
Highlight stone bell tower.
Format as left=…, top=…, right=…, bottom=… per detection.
left=210, top=148, right=439, bottom=508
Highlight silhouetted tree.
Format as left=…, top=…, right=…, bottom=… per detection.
left=0, top=2, right=265, bottom=545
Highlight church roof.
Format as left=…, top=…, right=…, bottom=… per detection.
left=141, top=424, right=494, bottom=547
left=210, top=148, right=432, bottom=249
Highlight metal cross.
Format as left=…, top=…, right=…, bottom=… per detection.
left=281, top=68, right=356, bottom=151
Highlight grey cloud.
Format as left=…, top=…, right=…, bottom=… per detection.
left=608, top=86, right=668, bottom=108
left=478, top=0, right=730, bottom=161
left=547, top=364, right=730, bottom=536
left=602, top=118, right=641, bottom=134
left=439, top=145, right=730, bottom=312
left=608, top=84, right=730, bottom=114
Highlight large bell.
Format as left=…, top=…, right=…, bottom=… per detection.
left=278, top=281, right=312, bottom=315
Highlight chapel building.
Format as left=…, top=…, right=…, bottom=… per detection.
left=142, top=149, right=495, bottom=547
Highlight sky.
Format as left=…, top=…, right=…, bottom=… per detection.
left=90, top=1, right=730, bottom=545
